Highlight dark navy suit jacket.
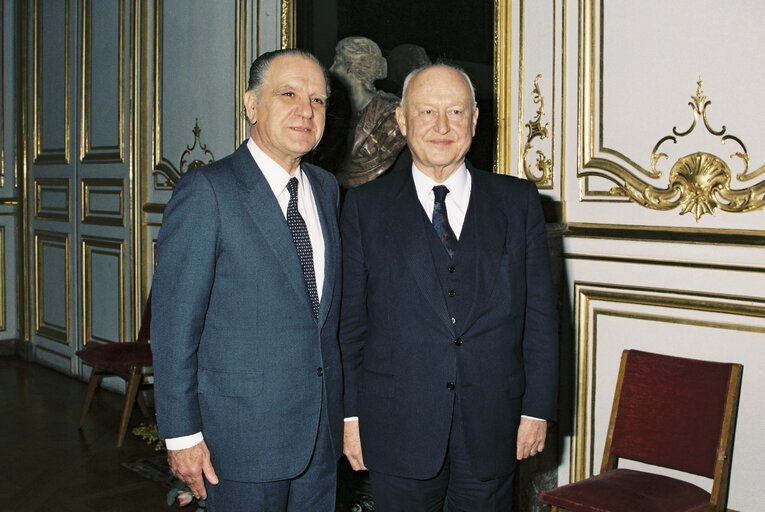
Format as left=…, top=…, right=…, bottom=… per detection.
left=339, top=165, right=558, bottom=480
left=151, top=142, right=343, bottom=482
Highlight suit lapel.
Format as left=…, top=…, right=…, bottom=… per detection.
left=232, top=143, right=316, bottom=318
left=303, top=163, right=336, bottom=327
left=384, top=171, right=456, bottom=335
left=463, top=166, right=507, bottom=330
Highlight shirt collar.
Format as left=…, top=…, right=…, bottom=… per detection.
left=247, top=138, right=303, bottom=197
left=411, top=162, right=471, bottom=207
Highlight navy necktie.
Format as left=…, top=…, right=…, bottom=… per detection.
left=286, top=177, right=319, bottom=318
left=432, top=185, right=458, bottom=258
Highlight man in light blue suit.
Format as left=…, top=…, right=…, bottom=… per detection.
left=151, top=49, right=343, bottom=511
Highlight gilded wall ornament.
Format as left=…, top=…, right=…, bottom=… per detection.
left=523, top=75, right=553, bottom=187
left=586, top=79, right=765, bottom=220
left=153, top=119, right=215, bottom=189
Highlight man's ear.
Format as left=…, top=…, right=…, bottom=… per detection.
left=471, top=107, right=479, bottom=136
left=395, top=107, right=407, bottom=136
left=243, top=91, right=258, bottom=124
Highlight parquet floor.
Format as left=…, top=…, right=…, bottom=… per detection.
left=0, top=357, right=168, bottom=511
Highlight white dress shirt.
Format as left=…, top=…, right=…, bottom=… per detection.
left=247, top=139, right=325, bottom=300
left=411, top=163, right=471, bottom=238
left=165, top=140, right=326, bottom=450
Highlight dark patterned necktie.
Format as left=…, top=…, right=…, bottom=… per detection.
left=432, top=185, right=458, bottom=257
left=286, top=177, right=319, bottom=318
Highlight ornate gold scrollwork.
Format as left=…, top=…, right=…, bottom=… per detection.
left=523, top=75, right=553, bottom=187
left=586, top=79, right=765, bottom=220
left=153, top=119, right=215, bottom=189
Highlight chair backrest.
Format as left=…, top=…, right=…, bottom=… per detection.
left=603, top=349, right=742, bottom=482
left=136, top=291, right=152, bottom=342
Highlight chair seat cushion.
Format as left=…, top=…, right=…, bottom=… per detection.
left=76, top=342, right=152, bottom=367
left=540, top=468, right=711, bottom=512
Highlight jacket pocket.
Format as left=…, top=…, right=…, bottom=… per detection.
left=198, top=368, right=264, bottom=397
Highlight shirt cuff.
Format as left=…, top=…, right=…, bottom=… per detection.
left=164, top=432, right=204, bottom=450
left=521, top=415, right=545, bottom=422
left=344, top=417, right=359, bottom=422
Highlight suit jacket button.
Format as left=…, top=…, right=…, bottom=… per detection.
left=448, top=265, right=456, bottom=273
left=446, top=382, right=455, bottom=390
left=316, top=367, right=323, bottom=377
left=454, top=337, right=463, bottom=346
left=448, top=289, right=456, bottom=297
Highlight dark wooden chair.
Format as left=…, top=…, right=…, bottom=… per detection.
left=541, top=349, right=743, bottom=512
left=77, top=293, right=153, bottom=447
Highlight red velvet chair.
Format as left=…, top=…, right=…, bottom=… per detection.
left=541, top=349, right=742, bottom=512
left=77, top=293, right=153, bottom=447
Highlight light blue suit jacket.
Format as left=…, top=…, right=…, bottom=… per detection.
left=151, top=142, right=343, bottom=482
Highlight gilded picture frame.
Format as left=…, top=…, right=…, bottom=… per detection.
left=280, top=0, right=512, bottom=176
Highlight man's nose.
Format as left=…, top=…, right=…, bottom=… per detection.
left=296, top=96, right=314, bottom=118
left=435, top=111, right=449, bottom=134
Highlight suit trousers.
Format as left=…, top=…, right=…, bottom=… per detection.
left=205, top=393, right=336, bottom=512
left=369, top=397, right=514, bottom=512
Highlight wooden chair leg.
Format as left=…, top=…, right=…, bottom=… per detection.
left=117, top=372, right=142, bottom=447
left=79, top=367, right=102, bottom=429
left=136, top=386, right=150, bottom=418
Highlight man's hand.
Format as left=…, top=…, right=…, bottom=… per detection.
left=343, top=420, right=367, bottom=471
left=167, top=440, right=219, bottom=499
left=516, top=417, right=548, bottom=460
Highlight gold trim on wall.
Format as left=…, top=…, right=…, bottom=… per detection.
left=572, top=281, right=765, bottom=481
left=81, top=237, right=125, bottom=346
left=152, top=3, right=163, bottom=173
left=79, top=0, right=125, bottom=163
left=594, top=79, right=765, bottom=220
left=237, top=0, right=249, bottom=143
left=153, top=120, right=215, bottom=188
left=565, top=223, right=765, bottom=247
left=34, top=231, right=71, bottom=344
left=280, top=0, right=296, bottom=49
left=17, top=0, right=31, bottom=342
left=578, top=1, right=765, bottom=219
left=136, top=0, right=149, bottom=333
left=81, top=178, right=125, bottom=226
left=34, top=177, right=70, bottom=222
left=513, top=0, right=562, bottom=190
left=33, top=0, right=72, bottom=165
left=522, top=74, right=553, bottom=187
left=559, top=0, right=567, bottom=218
left=494, top=0, right=511, bottom=175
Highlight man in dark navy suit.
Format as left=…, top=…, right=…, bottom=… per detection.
left=340, top=63, right=558, bottom=511
left=151, top=49, right=343, bottom=511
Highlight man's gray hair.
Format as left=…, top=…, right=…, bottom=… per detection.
left=247, top=48, right=331, bottom=98
left=399, top=62, right=477, bottom=113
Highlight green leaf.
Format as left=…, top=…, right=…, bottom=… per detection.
left=166, top=488, right=178, bottom=506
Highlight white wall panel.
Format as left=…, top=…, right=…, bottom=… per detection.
left=565, top=0, right=765, bottom=229
left=82, top=236, right=124, bottom=345
left=34, top=0, right=71, bottom=164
